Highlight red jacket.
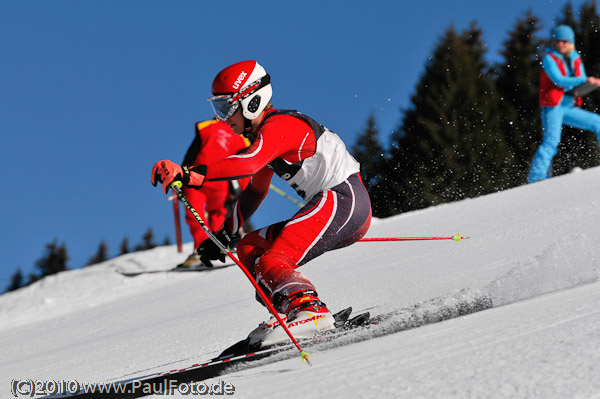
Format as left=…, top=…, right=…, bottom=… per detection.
left=183, top=120, right=250, bottom=191
left=185, top=120, right=249, bottom=165
left=204, top=109, right=360, bottom=234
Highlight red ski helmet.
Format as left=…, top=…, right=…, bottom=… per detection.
left=208, top=60, right=272, bottom=121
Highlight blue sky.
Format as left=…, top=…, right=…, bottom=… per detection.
left=0, top=0, right=590, bottom=288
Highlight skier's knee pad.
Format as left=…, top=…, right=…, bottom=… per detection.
left=255, top=251, right=297, bottom=291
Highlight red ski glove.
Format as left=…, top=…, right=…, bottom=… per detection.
left=151, top=160, right=206, bottom=193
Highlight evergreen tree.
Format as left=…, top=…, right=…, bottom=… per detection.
left=351, top=113, right=385, bottom=210
left=558, top=3, right=578, bottom=29
left=553, top=1, right=600, bottom=175
left=495, top=12, right=543, bottom=185
left=380, top=24, right=513, bottom=216
left=7, top=268, right=24, bottom=292
left=27, top=273, right=40, bottom=286
left=119, top=237, right=130, bottom=255
left=33, top=239, right=68, bottom=279
left=134, top=228, right=157, bottom=251
left=370, top=149, right=399, bottom=217
left=163, top=236, right=172, bottom=246
left=87, top=241, right=108, bottom=266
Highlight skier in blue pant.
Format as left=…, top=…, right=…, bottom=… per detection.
left=528, top=25, right=600, bottom=183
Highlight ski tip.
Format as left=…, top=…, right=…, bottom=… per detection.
left=300, top=351, right=311, bottom=365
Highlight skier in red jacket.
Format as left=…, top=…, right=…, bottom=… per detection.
left=152, top=60, right=372, bottom=345
left=179, top=120, right=250, bottom=268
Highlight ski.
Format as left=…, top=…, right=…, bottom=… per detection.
left=42, top=308, right=365, bottom=398
left=44, top=289, right=492, bottom=399
left=216, top=306, right=362, bottom=358
left=116, top=261, right=235, bottom=277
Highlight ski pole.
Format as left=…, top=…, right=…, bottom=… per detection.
left=359, top=234, right=468, bottom=242
left=269, top=184, right=304, bottom=208
left=172, top=194, right=183, bottom=253
left=170, top=181, right=311, bottom=364
left=166, top=195, right=183, bottom=252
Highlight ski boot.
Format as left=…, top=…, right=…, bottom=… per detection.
left=177, top=253, right=203, bottom=268
left=248, top=290, right=336, bottom=347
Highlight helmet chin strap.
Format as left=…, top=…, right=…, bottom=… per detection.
left=243, top=117, right=253, bottom=137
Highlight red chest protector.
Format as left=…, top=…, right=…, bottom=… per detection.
left=539, top=52, right=582, bottom=107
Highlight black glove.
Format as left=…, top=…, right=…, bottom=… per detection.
left=196, top=230, right=239, bottom=267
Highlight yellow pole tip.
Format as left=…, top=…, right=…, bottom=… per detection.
left=300, top=351, right=311, bottom=363
left=171, top=181, right=183, bottom=189
left=453, top=234, right=462, bottom=242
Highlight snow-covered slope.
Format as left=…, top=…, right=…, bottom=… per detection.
left=2, top=167, right=600, bottom=398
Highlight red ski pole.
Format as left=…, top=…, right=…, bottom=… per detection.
left=170, top=181, right=311, bottom=364
left=359, top=234, right=468, bottom=242
left=172, top=195, right=183, bottom=253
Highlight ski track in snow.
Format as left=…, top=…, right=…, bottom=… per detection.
left=200, top=282, right=600, bottom=399
left=2, top=167, right=600, bottom=398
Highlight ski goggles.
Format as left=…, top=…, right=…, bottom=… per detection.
left=207, top=74, right=271, bottom=121
left=207, top=94, right=239, bottom=121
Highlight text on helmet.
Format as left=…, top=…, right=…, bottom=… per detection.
left=233, top=71, right=248, bottom=90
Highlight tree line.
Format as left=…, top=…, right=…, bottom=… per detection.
left=6, top=228, right=170, bottom=292
left=353, top=2, right=600, bottom=218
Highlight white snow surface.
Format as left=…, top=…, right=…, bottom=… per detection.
left=2, top=167, right=600, bottom=398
